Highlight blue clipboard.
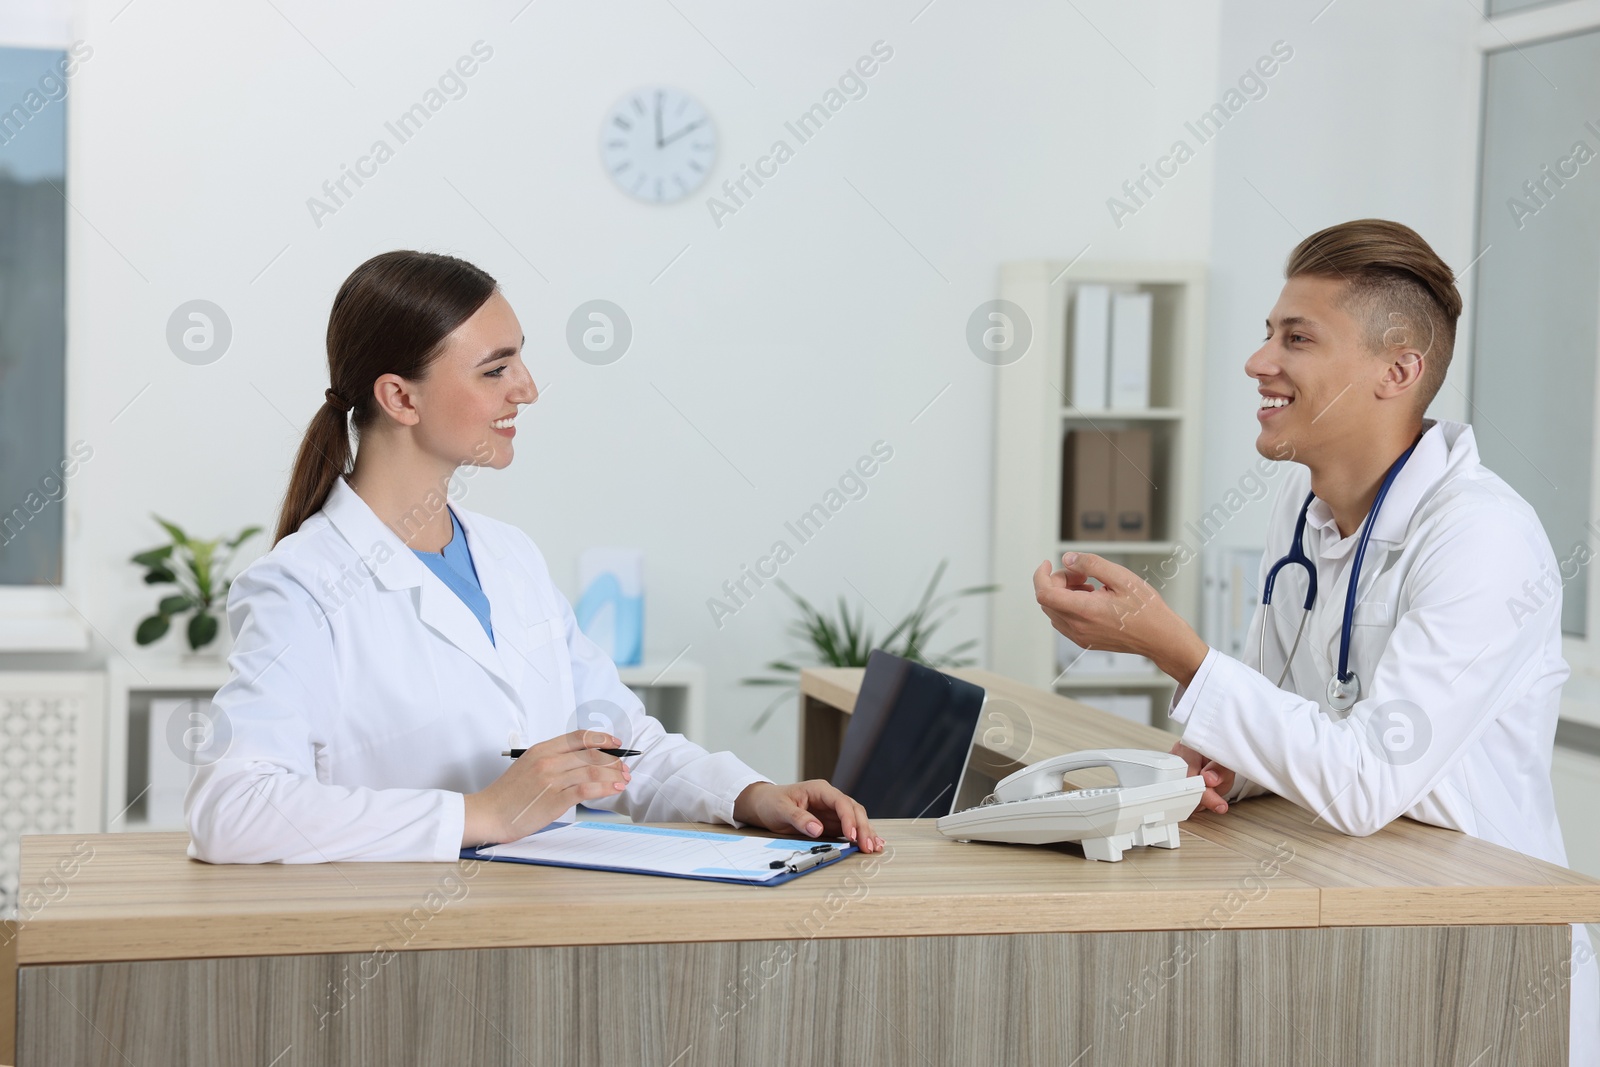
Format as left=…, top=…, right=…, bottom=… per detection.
left=460, top=821, right=858, bottom=886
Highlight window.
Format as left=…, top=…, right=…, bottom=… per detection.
left=1471, top=10, right=1600, bottom=649
left=0, top=45, right=68, bottom=587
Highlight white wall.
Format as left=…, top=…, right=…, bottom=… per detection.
left=51, top=0, right=1224, bottom=778
left=11, top=0, right=1495, bottom=780
left=1197, top=0, right=1482, bottom=558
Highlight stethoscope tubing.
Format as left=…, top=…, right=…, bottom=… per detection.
left=1259, top=437, right=1422, bottom=701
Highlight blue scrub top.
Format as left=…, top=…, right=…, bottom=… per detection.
left=411, top=506, right=494, bottom=645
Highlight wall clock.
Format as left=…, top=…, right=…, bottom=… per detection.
left=600, top=86, right=716, bottom=203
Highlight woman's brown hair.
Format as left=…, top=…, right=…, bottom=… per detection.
left=273, top=250, right=499, bottom=546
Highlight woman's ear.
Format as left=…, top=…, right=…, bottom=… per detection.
left=371, top=373, right=421, bottom=426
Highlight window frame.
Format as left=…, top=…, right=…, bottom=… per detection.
left=1470, top=0, right=1600, bottom=703
left=0, top=17, right=87, bottom=651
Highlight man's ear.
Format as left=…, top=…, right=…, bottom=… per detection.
left=1375, top=307, right=1433, bottom=403
left=1377, top=347, right=1425, bottom=402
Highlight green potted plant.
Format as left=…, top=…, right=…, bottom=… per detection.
left=131, top=515, right=261, bottom=654
left=742, top=560, right=997, bottom=730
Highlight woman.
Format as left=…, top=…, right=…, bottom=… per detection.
left=186, top=250, right=883, bottom=863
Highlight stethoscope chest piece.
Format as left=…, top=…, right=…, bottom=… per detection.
left=1326, top=672, right=1360, bottom=711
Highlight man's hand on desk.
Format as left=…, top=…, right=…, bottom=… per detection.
left=734, top=780, right=886, bottom=853
left=1172, top=741, right=1235, bottom=815
left=1033, top=553, right=1210, bottom=688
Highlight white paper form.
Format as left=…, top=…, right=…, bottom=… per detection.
left=475, top=822, right=848, bottom=883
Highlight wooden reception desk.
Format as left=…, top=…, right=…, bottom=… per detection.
left=7, top=667, right=1600, bottom=1066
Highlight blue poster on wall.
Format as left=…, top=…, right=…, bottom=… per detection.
left=575, top=548, right=643, bottom=667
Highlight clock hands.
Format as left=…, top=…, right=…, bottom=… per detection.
left=658, top=117, right=706, bottom=148
left=606, top=88, right=714, bottom=203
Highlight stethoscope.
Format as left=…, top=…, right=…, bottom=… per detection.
left=1259, top=438, right=1420, bottom=710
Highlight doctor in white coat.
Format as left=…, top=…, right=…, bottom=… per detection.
left=1032, top=220, right=1596, bottom=1063
left=186, top=250, right=884, bottom=864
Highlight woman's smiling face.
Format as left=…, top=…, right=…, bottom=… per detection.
left=406, top=290, right=538, bottom=470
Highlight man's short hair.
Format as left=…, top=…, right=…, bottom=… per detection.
left=1284, top=219, right=1463, bottom=414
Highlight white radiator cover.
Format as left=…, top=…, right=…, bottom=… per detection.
left=0, top=671, right=104, bottom=921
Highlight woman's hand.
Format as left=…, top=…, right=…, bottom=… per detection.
left=462, top=729, right=631, bottom=846
left=1171, top=741, right=1236, bottom=815
left=733, top=780, right=886, bottom=853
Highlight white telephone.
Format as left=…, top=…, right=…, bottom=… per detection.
left=936, top=749, right=1204, bottom=862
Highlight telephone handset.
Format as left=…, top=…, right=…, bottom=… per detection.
left=992, top=748, right=1188, bottom=802
left=937, top=748, right=1204, bottom=862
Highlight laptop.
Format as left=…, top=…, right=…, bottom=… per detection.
left=829, top=649, right=987, bottom=819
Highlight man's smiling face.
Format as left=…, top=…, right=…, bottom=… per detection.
left=1245, top=274, right=1404, bottom=466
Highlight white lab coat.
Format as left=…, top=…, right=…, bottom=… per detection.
left=1170, top=418, right=1596, bottom=1064
left=186, top=475, right=770, bottom=864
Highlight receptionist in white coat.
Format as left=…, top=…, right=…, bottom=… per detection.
left=186, top=250, right=883, bottom=864
left=1032, top=220, right=1596, bottom=1063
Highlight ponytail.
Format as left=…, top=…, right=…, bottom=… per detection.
left=273, top=398, right=355, bottom=546
left=272, top=250, right=498, bottom=546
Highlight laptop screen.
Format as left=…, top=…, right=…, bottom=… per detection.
left=829, top=649, right=987, bottom=819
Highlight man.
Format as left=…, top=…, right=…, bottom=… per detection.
left=1033, top=219, right=1595, bottom=1063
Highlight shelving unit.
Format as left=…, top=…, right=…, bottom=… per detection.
left=989, top=261, right=1206, bottom=730
left=105, top=657, right=231, bottom=832
left=616, top=661, right=706, bottom=744
left=1052, top=671, right=1178, bottom=689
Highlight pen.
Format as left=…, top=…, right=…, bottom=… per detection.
left=501, top=747, right=641, bottom=758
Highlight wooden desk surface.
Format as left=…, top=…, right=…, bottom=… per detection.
left=803, top=666, right=1600, bottom=929
left=12, top=667, right=1598, bottom=970
left=18, top=818, right=1326, bottom=967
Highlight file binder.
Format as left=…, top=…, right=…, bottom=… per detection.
left=1109, top=290, right=1152, bottom=410
left=1070, top=284, right=1112, bottom=409
left=461, top=821, right=858, bottom=886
